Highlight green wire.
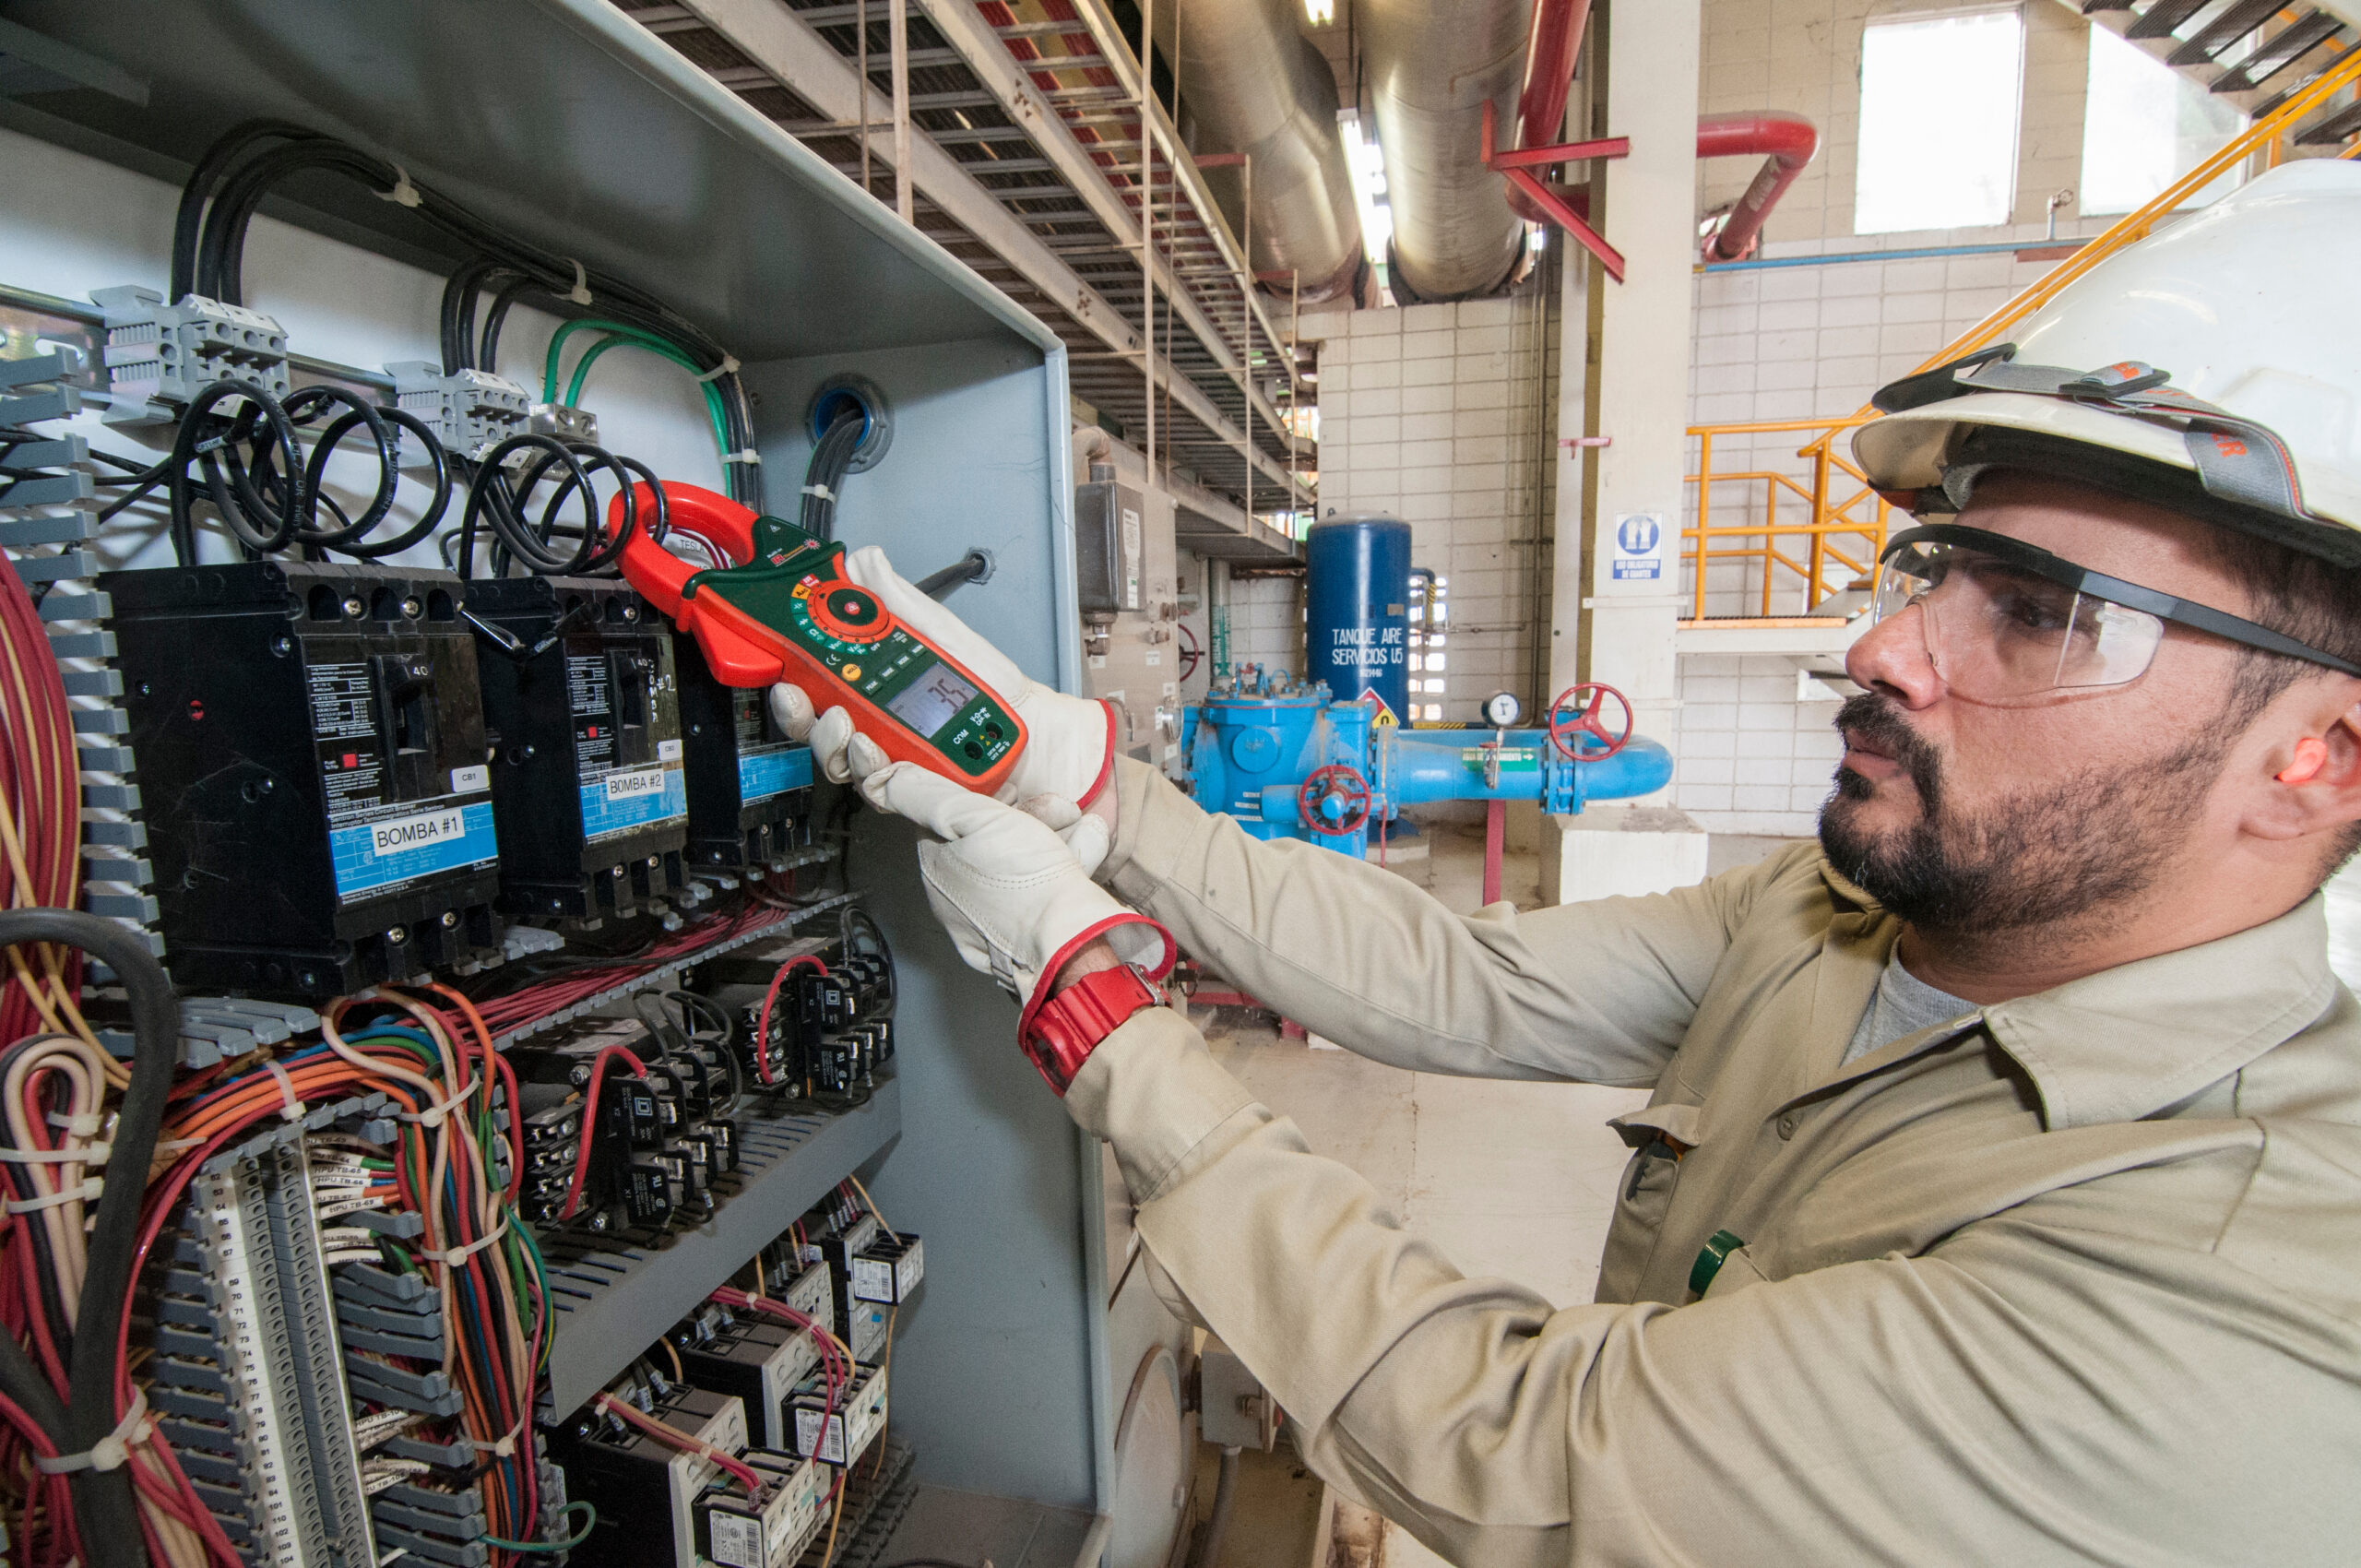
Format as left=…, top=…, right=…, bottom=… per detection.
left=542, top=315, right=735, bottom=475
left=482, top=1500, right=598, bottom=1553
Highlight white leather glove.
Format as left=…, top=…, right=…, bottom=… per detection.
left=766, top=546, right=1113, bottom=821
left=856, top=755, right=1171, bottom=1018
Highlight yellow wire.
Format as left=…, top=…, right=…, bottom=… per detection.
left=843, top=1172, right=898, bottom=1242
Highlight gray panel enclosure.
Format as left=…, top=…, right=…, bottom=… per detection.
left=0, top=0, right=1109, bottom=1516
left=745, top=340, right=1108, bottom=1509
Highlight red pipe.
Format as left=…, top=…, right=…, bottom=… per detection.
left=1696, top=111, right=1820, bottom=262
left=1508, top=0, right=1596, bottom=223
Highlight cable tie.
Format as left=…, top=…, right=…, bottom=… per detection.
left=66, top=1112, right=100, bottom=1138
left=566, top=259, right=594, bottom=306
left=724, top=449, right=764, bottom=466
left=800, top=482, right=833, bottom=503
left=153, top=1137, right=205, bottom=1158
left=420, top=1214, right=507, bottom=1266
left=0, top=1143, right=109, bottom=1166
left=260, top=1058, right=305, bottom=1123
left=397, top=1076, right=480, bottom=1129
left=33, top=1389, right=150, bottom=1476
left=694, top=355, right=742, bottom=383
left=2, top=1177, right=104, bottom=1218
left=375, top=165, right=423, bottom=208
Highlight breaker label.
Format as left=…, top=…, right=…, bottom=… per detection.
left=328, top=799, right=496, bottom=902
left=738, top=743, right=813, bottom=804
left=370, top=806, right=470, bottom=856
left=579, top=765, right=686, bottom=843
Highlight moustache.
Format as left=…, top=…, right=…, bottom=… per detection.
left=1835, top=693, right=1944, bottom=807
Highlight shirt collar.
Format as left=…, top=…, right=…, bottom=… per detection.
left=1976, top=894, right=2338, bottom=1129
left=1818, top=859, right=2341, bottom=1129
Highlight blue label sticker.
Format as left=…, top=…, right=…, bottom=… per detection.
left=739, top=744, right=814, bottom=804
left=580, top=765, right=687, bottom=843
left=329, top=799, right=498, bottom=903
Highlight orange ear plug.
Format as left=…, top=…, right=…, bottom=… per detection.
left=2278, top=736, right=2330, bottom=785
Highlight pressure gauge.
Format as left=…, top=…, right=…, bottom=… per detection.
left=1481, top=691, right=1523, bottom=728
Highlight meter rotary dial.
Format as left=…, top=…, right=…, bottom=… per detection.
left=802, top=583, right=893, bottom=645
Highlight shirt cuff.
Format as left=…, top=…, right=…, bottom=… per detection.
left=1063, top=1004, right=1263, bottom=1204
left=1097, top=755, right=1211, bottom=901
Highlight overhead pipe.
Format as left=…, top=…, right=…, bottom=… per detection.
left=1697, top=112, right=1820, bottom=261
left=1361, top=0, right=1534, bottom=302
left=1506, top=0, right=1595, bottom=224
left=1173, top=0, right=1365, bottom=303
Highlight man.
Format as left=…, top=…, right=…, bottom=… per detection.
left=776, top=162, right=2361, bottom=1562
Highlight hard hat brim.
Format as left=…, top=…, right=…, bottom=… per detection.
left=1851, top=392, right=2361, bottom=547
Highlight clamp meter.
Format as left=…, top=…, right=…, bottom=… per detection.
left=614, top=481, right=1026, bottom=794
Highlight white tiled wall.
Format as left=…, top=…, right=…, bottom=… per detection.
left=1296, top=290, right=1558, bottom=718
left=1226, top=571, right=1307, bottom=679
left=1675, top=0, right=2115, bottom=833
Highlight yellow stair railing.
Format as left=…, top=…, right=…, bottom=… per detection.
left=1683, top=45, right=2361, bottom=620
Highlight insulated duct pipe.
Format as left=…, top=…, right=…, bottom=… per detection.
left=1697, top=112, right=1820, bottom=261
left=1176, top=0, right=1364, bottom=303
left=1361, top=0, right=1534, bottom=302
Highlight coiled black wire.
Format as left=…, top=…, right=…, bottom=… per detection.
left=94, top=378, right=458, bottom=566
left=450, top=437, right=667, bottom=580
left=167, top=121, right=764, bottom=512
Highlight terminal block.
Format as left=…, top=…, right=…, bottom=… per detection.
left=387, top=362, right=533, bottom=461
left=90, top=284, right=291, bottom=424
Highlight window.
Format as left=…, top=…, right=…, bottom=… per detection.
left=2079, top=25, right=2241, bottom=215
left=1855, top=8, right=2026, bottom=234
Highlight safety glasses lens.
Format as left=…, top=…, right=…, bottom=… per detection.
left=1869, top=540, right=2164, bottom=701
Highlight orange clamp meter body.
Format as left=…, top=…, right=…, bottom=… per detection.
left=613, top=481, right=1025, bottom=794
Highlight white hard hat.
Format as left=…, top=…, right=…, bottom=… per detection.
left=1852, top=159, right=2361, bottom=566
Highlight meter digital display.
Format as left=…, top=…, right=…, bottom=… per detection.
left=886, top=668, right=979, bottom=737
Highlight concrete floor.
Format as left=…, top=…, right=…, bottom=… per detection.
left=1186, top=822, right=1807, bottom=1567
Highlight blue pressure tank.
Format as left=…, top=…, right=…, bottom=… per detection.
left=1306, top=515, right=1413, bottom=722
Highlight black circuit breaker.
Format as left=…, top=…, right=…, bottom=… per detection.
left=100, top=561, right=501, bottom=995
left=468, top=576, right=688, bottom=921
left=675, top=635, right=815, bottom=873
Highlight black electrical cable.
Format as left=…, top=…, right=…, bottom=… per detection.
left=914, top=550, right=992, bottom=600
left=302, top=404, right=455, bottom=560
left=800, top=406, right=866, bottom=540
left=839, top=905, right=895, bottom=1021
left=170, top=119, right=325, bottom=302
left=0, top=909, right=181, bottom=1568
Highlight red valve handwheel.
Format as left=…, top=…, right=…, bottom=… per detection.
left=1547, top=682, right=1634, bottom=762
left=1298, top=764, right=1372, bottom=836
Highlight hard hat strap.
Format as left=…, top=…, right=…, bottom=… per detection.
left=1873, top=346, right=2320, bottom=529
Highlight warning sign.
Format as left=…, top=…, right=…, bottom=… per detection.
left=1610, top=511, right=1668, bottom=586
left=1359, top=689, right=1398, bottom=730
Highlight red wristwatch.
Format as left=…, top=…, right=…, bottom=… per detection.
left=1021, top=963, right=1162, bottom=1096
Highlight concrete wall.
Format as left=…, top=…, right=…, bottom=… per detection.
left=1673, top=0, right=2123, bottom=835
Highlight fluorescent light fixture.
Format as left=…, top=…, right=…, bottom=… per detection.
left=1336, top=109, right=1394, bottom=279
left=1304, top=0, right=1335, bottom=22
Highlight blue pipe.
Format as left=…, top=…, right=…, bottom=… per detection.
left=1698, top=238, right=2070, bottom=275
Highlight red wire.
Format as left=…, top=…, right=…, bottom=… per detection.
left=558, top=1046, right=647, bottom=1219
left=753, top=956, right=827, bottom=1085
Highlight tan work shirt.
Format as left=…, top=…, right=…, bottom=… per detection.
left=1067, top=758, right=2361, bottom=1566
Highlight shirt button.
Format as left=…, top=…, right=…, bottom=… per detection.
left=1774, top=1111, right=1800, bottom=1140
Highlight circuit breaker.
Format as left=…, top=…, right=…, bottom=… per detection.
left=469, top=576, right=689, bottom=921
left=675, top=635, right=815, bottom=873
left=101, top=561, right=503, bottom=996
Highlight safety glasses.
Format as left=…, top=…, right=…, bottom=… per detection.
left=1869, top=524, right=2361, bottom=706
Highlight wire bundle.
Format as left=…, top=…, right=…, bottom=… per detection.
left=161, top=119, right=758, bottom=515
left=465, top=896, right=791, bottom=1039
left=448, top=434, right=664, bottom=581
left=0, top=911, right=185, bottom=1568
left=153, top=983, right=560, bottom=1565
left=0, top=555, right=87, bottom=1051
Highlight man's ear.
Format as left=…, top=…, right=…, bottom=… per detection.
left=2248, top=695, right=2361, bottom=843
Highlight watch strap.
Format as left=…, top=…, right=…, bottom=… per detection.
left=1021, top=962, right=1162, bottom=1096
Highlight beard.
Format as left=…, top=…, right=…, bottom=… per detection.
left=1816, top=693, right=2227, bottom=939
